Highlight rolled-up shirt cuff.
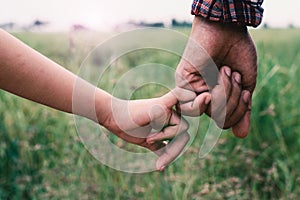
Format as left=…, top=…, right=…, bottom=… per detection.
left=191, top=0, right=264, bottom=27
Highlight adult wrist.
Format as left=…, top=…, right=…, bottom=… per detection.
left=193, top=16, right=247, bottom=35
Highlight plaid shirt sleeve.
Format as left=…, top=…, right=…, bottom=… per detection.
left=191, top=0, right=264, bottom=27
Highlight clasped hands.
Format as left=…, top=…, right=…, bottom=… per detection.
left=102, top=16, right=257, bottom=171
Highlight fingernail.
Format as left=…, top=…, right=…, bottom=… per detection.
left=159, top=165, right=166, bottom=171
left=242, top=91, right=250, bottom=104
left=248, top=99, right=252, bottom=110
left=205, top=95, right=211, bottom=105
left=234, top=73, right=241, bottom=84
left=224, top=67, right=231, bottom=77
left=147, top=139, right=155, bottom=144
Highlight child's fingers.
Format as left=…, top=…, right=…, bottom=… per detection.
left=147, top=110, right=191, bottom=171
left=178, top=92, right=211, bottom=116
left=161, top=87, right=196, bottom=108
left=144, top=141, right=166, bottom=153
left=172, top=87, right=197, bottom=103
left=208, top=66, right=232, bottom=115
left=149, top=104, right=169, bottom=131
left=206, top=66, right=232, bottom=127
left=155, top=131, right=190, bottom=171
left=147, top=110, right=188, bottom=144
left=146, top=128, right=177, bottom=145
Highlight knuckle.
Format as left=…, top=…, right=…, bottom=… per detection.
left=180, top=118, right=189, bottom=132
left=226, top=100, right=239, bottom=113
left=179, top=132, right=190, bottom=144
left=184, top=132, right=190, bottom=141
left=222, top=120, right=233, bottom=129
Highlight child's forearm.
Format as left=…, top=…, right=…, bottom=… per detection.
left=0, top=29, right=193, bottom=170
left=0, top=29, right=111, bottom=125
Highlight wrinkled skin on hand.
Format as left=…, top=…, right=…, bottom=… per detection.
left=176, top=16, right=257, bottom=138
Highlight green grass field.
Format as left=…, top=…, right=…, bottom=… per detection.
left=0, top=28, right=299, bottom=199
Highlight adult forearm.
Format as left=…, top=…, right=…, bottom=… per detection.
left=0, top=29, right=111, bottom=124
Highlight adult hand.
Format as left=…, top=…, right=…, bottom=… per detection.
left=176, top=16, right=257, bottom=138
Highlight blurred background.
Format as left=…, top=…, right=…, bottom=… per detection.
left=1, top=0, right=300, bottom=31
left=0, top=0, right=300, bottom=199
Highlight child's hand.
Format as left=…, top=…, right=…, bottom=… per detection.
left=101, top=89, right=210, bottom=171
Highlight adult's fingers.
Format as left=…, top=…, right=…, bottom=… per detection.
left=221, top=72, right=244, bottom=128
left=232, top=110, right=251, bottom=138
left=175, top=62, right=209, bottom=94
left=225, top=90, right=250, bottom=129
left=155, top=131, right=190, bottom=171
left=225, top=72, right=242, bottom=118
left=231, top=94, right=252, bottom=138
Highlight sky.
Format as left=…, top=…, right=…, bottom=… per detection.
left=1, top=0, right=300, bottom=30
